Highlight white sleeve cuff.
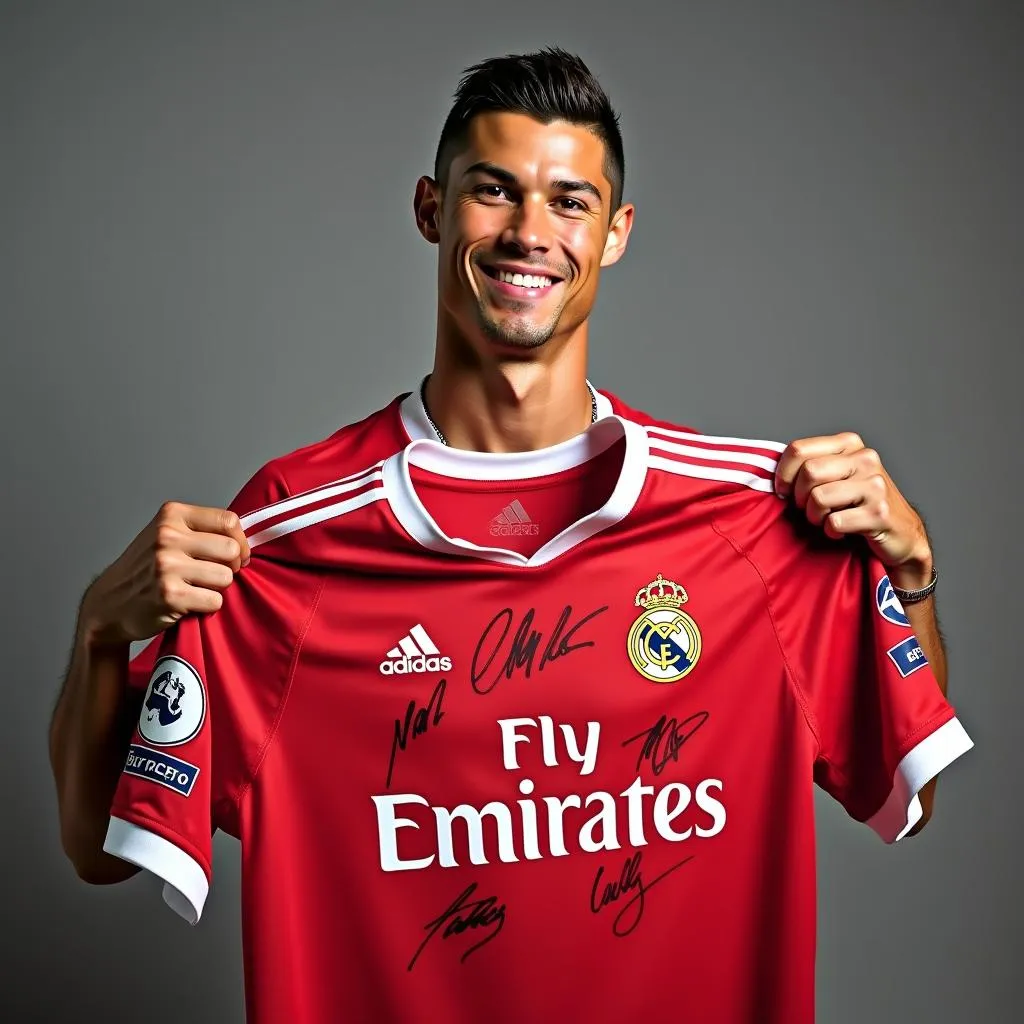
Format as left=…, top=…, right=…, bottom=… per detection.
left=103, top=815, right=210, bottom=924
left=867, top=716, right=974, bottom=843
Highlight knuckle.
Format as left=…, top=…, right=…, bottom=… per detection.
left=803, top=457, right=828, bottom=483
left=844, top=431, right=864, bottom=449
left=157, top=576, right=180, bottom=607
left=157, top=500, right=181, bottom=522
left=860, top=447, right=881, bottom=467
left=155, top=523, right=178, bottom=551
left=869, top=472, right=887, bottom=493
left=220, top=510, right=241, bottom=533
left=153, top=548, right=176, bottom=576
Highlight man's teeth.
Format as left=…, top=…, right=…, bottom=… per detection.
left=497, top=270, right=553, bottom=288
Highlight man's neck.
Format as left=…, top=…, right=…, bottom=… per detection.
left=423, top=350, right=594, bottom=453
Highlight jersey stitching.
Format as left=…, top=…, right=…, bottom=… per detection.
left=235, top=571, right=328, bottom=808
left=706, top=509, right=838, bottom=777
left=111, top=807, right=212, bottom=879
left=894, top=706, right=956, bottom=763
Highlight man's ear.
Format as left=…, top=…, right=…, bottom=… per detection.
left=601, top=202, right=635, bottom=267
left=414, top=176, right=442, bottom=244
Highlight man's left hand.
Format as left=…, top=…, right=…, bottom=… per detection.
left=773, top=432, right=933, bottom=591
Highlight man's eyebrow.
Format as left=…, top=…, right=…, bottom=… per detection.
left=462, top=161, right=519, bottom=184
left=551, top=178, right=602, bottom=202
left=462, top=161, right=603, bottom=203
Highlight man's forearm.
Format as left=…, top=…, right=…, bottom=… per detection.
left=890, top=556, right=948, bottom=834
left=49, top=604, right=142, bottom=884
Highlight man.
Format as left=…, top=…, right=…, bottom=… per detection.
left=50, top=48, right=971, bottom=1023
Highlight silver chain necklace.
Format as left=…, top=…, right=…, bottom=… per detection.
left=419, top=377, right=599, bottom=446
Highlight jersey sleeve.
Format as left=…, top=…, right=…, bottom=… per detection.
left=762, top=515, right=973, bottom=843
left=103, top=462, right=298, bottom=924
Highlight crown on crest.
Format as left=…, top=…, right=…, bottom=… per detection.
left=634, top=573, right=688, bottom=609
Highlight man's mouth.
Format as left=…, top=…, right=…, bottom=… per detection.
left=479, top=264, right=563, bottom=297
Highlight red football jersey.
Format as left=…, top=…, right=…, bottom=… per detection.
left=107, top=386, right=973, bottom=1024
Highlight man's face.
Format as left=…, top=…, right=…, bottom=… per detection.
left=415, top=112, right=633, bottom=356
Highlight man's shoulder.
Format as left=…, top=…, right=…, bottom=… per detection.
left=228, top=392, right=412, bottom=515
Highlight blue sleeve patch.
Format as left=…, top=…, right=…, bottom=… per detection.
left=886, top=636, right=928, bottom=678
left=124, top=743, right=200, bottom=797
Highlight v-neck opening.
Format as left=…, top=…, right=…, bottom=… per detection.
left=383, top=414, right=649, bottom=567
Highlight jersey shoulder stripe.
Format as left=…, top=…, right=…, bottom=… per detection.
left=600, top=392, right=784, bottom=495
left=243, top=462, right=386, bottom=549
left=645, top=427, right=784, bottom=493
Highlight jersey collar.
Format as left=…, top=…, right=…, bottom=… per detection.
left=382, top=412, right=648, bottom=567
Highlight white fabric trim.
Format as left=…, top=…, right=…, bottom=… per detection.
left=646, top=423, right=787, bottom=454
left=103, top=816, right=210, bottom=925
left=647, top=434, right=781, bottom=474
left=867, top=716, right=974, bottom=843
left=400, top=414, right=630, bottom=481
left=245, top=484, right=385, bottom=548
left=239, top=463, right=385, bottom=531
left=383, top=415, right=649, bottom=567
left=649, top=454, right=776, bottom=493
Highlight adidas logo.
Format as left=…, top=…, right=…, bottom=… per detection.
left=490, top=498, right=539, bottom=537
left=379, top=624, right=453, bottom=676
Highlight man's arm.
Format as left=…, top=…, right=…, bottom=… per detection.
left=887, top=556, right=945, bottom=834
left=774, top=433, right=947, bottom=834
left=49, top=502, right=249, bottom=883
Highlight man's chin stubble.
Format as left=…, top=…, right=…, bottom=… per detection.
left=477, top=310, right=556, bottom=351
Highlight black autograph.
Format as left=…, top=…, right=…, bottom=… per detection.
left=407, top=883, right=507, bottom=971
left=470, top=605, right=608, bottom=695
left=386, top=678, right=446, bottom=789
left=590, top=850, right=694, bottom=937
left=622, top=711, right=710, bottom=776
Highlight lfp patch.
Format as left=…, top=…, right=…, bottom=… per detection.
left=886, top=637, right=928, bottom=678
left=139, top=655, right=206, bottom=747
left=123, top=743, right=200, bottom=797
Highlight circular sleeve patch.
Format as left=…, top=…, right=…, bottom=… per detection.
left=138, top=655, right=207, bottom=746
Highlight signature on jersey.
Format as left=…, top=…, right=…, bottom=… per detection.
left=386, top=678, right=447, bottom=789
left=470, top=604, right=609, bottom=695
left=590, top=850, right=695, bottom=937
left=621, top=711, right=710, bottom=777
left=407, top=882, right=507, bottom=971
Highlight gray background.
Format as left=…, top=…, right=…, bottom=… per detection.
left=3, top=1, right=1020, bottom=1021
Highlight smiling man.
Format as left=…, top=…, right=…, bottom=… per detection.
left=50, top=48, right=972, bottom=1024
left=418, top=89, right=633, bottom=452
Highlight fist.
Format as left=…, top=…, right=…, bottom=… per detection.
left=773, top=432, right=933, bottom=588
left=81, top=501, right=250, bottom=649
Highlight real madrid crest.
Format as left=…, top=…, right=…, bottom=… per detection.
left=627, top=573, right=702, bottom=683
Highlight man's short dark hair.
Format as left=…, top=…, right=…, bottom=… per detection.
left=433, top=47, right=625, bottom=214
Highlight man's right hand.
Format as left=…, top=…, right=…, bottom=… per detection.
left=79, top=501, right=250, bottom=650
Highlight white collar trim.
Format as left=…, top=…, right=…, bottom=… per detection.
left=383, top=411, right=647, bottom=567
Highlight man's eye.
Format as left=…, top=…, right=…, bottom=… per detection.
left=477, top=185, right=510, bottom=200
left=556, top=197, right=586, bottom=211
